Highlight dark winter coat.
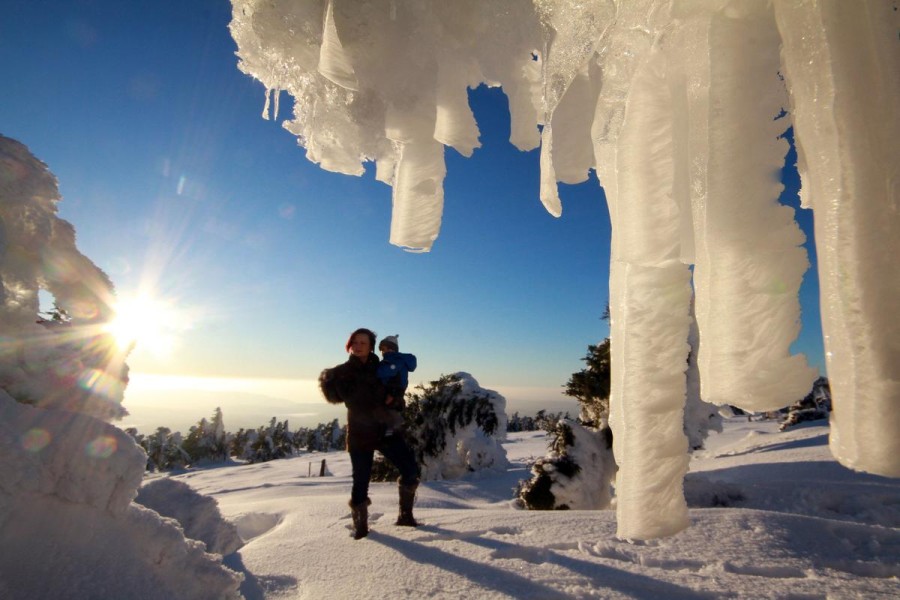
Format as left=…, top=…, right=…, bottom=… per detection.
left=319, top=353, right=389, bottom=452
left=376, top=351, right=417, bottom=406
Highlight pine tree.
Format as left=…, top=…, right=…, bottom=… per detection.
left=373, top=373, right=507, bottom=481
left=142, top=427, right=190, bottom=471
left=563, top=339, right=612, bottom=427
left=181, top=418, right=210, bottom=463
left=516, top=419, right=615, bottom=510
left=230, top=428, right=251, bottom=458
left=209, top=407, right=229, bottom=461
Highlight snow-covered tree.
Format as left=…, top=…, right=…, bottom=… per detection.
left=780, top=377, right=831, bottom=431
left=323, top=418, right=345, bottom=451
left=182, top=408, right=230, bottom=465
left=0, top=135, right=241, bottom=596
left=517, top=418, right=616, bottom=510
left=564, top=339, right=612, bottom=427
left=236, top=418, right=294, bottom=464
left=209, top=407, right=229, bottom=459
left=229, top=427, right=251, bottom=458
left=508, top=410, right=570, bottom=433
left=182, top=418, right=211, bottom=462
left=375, top=372, right=508, bottom=481
left=143, top=427, right=190, bottom=472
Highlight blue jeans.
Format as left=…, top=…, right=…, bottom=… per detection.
left=349, top=435, right=419, bottom=505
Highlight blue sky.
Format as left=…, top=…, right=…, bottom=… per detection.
left=1, top=0, right=824, bottom=415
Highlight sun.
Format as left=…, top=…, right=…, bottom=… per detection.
left=104, top=294, right=185, bottom=356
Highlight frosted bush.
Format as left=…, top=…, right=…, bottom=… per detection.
left=375, top=372, right=508, bottom=481
left=517, top=419, right=616, bottom=511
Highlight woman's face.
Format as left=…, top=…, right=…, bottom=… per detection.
left=349, top=333, right=371, bottom=359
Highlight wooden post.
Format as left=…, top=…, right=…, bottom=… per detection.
left=319, top=458, right=327, bottom=477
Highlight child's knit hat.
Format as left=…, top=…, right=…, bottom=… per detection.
left=379, top=334, right=399, bottom=352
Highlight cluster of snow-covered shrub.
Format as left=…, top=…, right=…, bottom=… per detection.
left=128, top=413, right=348, bottom=471
left=507, top=410, right=571, bottom=432
left=229, top=417, right=344, bottom=463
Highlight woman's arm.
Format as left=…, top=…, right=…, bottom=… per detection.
left=318, top=367, right=345, bottom=404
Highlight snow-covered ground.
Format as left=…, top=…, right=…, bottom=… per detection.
left=161, top=417, right=899, bottom=599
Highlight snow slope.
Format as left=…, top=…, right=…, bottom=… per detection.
left=163, top=417, right=900, bottom=599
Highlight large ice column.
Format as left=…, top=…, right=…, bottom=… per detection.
left=688, top=1, right=816, bottom=411
left=773, top=0, right=900, bottom=477
left=586, top=0, right=695, bottom=541
left=606, top=47, right=694, bottom=541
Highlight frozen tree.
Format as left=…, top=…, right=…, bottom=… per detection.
left=375, top=372, right=508, bottom=481
left=517, top=419, right=616, bottom=511
left=317, top=418, right=345, bottom=451
left=564, top=339, right=612, bottom=428
left=209, top=407, right=229, bottom=459
left=1, top=135, right=127, bottom=421
left=271, top=418, right=294, bottom=456
left=236, top=417, right=294, bottom=463
left=144, top=427, right=190, bottom=472
left=182, top=418, right=212, bottom=463
left=0, top=137, right=242, bottom=595
left=780, top=376, right=832, bottom=432
left=229, top=427, right=251, bottom=458
left=229, top=1, right=900, bottom=539
left=508, top=411, right=569, bottom=432
left=182, top=408, right=230, bottom=465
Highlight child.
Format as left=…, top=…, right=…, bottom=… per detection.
left=377, top=334, right=417, bottom=436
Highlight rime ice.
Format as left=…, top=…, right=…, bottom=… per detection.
left=0, top=136, right=242, bottom=598
left=228, top=0, right=900, bottom=539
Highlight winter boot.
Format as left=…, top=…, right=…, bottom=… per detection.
left=395, top=482, right=419, bottom=527
left=349, top=498, right=370, bottom=539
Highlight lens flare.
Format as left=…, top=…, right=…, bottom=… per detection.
left=86, top=435, right=117, bottom=459
left=79, top=368, right=125, bottom=400
left=104, top=293, right=188, bottom=357
left=21, top=428, right=51, bottom=452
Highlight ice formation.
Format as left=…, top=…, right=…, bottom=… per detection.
left=0, top=135, right=242, bottom=597
left=230, top=0, right=900, bottom=539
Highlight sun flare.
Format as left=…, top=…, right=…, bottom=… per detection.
left=105, top=294, right=185, bottom=356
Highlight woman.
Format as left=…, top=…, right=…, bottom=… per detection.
left=319, top=327, right=420, bottom=539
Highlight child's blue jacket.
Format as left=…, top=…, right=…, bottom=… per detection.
left=377, top=352, right=417, bottom=389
